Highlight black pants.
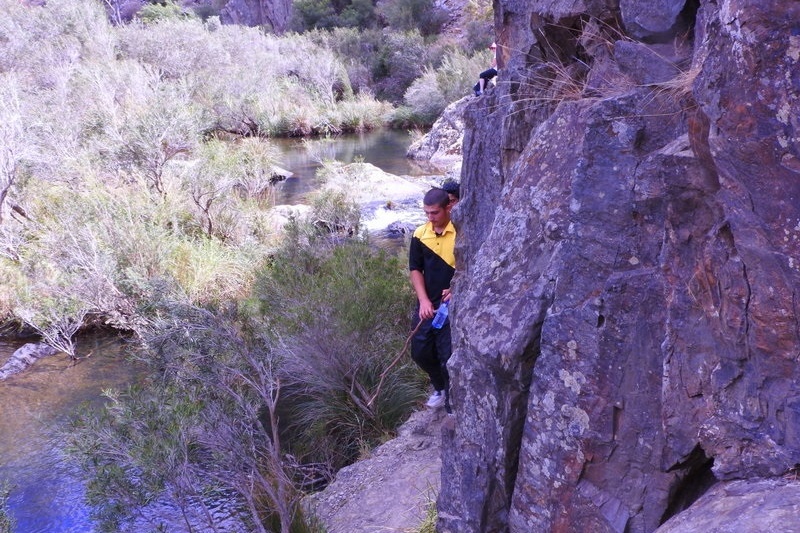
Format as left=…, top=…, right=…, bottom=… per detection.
left=473, top=67, right=498, bottom=93
left=410, top=314, right=451, bottom=392
left=479, top=67, right=498, bottom=83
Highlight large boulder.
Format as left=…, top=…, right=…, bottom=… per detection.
left=219, top=0, right=291, bottom=32
left=407, top=96, right=471, bottom=175
left=655, top=478, right=800, bottom=533
left=440, top=0, right=800, bottom=532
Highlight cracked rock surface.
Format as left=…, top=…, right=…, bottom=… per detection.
left=306, top=409, right=446, bottom=533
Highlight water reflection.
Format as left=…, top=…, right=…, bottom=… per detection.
left=0, top=333, right=141, bottom=532
left=272, top=128, right=438, bottom=205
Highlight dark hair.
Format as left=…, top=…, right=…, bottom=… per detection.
left=423, top=187, right=450, bottom=208
left=441, top=180, right=460, bottom=199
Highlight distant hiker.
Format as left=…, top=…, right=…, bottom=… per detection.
left=409, top=188, right=456, bottom=411
left=473, top=42, right=498, bottom=97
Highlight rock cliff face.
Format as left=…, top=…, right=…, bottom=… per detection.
left=219, top=0, right=291, bottom=31
left=442, top=1, right=800, bottom=532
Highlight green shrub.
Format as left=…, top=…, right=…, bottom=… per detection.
left=387, top=104, right=429, bottom=128
left=0, top=0, right=116, bottom=83
left=436, top=50, right=486, bottom=102
left=308, top=27, right=381, bottom=94
left=339, top=0, right=380, bottom=29
left=462, top=0, right=495, bottom=51
left=372, top=29, right=427, bottom=102
left=189, top=0, right=226, bottom=20
left=66, top=302, right=316, bottom=533
left=116, top=17, right=230, bottom=80
left=67, top=227, right=420, bottom=530
left=402, top=49, right=487, bottom=124
left=67, top=384, right=208, bottom=532
left=136, top=0, right=192, bottom=23
left=179, top=137, right=281, bottom=241
left=402, top=68, right=447, bottom=124
left=110, top=80, right=203, bottom=195
left=255, top=231, right=421, bottom=468
left=292, top=0, right=339, bottom=30
left=291, top=0, right=379, bottom=31
left=327, top=93, right=394, bottom=132
left=376, top=0, right=448, bottom=36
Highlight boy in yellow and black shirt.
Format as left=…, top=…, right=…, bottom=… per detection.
left=409, top=188, right=456, bottom=411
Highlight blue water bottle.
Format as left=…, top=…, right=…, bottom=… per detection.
left=431, top=301, right=449, bottom=329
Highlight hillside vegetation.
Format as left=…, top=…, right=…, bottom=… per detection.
left=0, top=0, right=488, bottom=344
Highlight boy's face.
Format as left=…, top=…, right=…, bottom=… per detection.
left=423, top=203, right=451, bottom=227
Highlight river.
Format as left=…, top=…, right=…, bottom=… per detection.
left=0, top=128, right=439, bottom=532
left=271, top=128, right=437, bottom=205
left=0, top=334, right=140, bottom=532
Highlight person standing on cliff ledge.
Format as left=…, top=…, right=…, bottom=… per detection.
left=409, top=188, right=456, bottom=411
left=473, top=41, right=498, bottom=96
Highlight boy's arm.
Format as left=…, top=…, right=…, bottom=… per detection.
left=410, top=269, right=435, bottom=320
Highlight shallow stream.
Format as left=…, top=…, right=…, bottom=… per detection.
left=0, top=334, right=139, bottom=532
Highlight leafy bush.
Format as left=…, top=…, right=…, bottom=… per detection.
left=292, top=0, right=339, bottom=30
left=0, top=0, right=116, bottom=83
left=189, top=1, right=226, bottom=21
left=339, top=0, right=380, bottom=28
left=291, top=0, right=379, bottom=31
left=462, top=0, right=495, bottom=51
left=68, top=383, right=208, bottom=532
left=435, top=49, right=487, bottom=102
left=401, top=49, right=487, bottom=124
left=67, top=301, right=317, bottom=533
left=402, top=68, right=447, bottom=124
left=254, top=230, right=422, bottom=468
left=376, top=0, right=448, bottom=36
left=136, top=0, right=192, bottom=23
left=327, top=93, right=394, bottom=133
left=372, top=29, right=428, bottom=101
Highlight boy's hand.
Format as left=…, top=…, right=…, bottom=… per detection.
left=419, top=300, right=435, bottom=320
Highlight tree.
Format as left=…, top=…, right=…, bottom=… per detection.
left=0, top=75, right=33, bottom=226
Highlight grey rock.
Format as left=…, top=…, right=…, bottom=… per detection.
left=614, top=40, right=686, bottom=85
left=620, top=0, right=690, bottom=41
left=0, top=342, right=59, bottom=380
left=407, top=96, right=471, bottom=174
left=655, top=479, right=800, bottom=532
left=219, top=0, right=291, bottom=32
left=439, top=0, right=800, bottom=532
left=307, top=409, right=446, bottom=533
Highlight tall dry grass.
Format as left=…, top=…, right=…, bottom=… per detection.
left=0, top=0, right=400, bottom=342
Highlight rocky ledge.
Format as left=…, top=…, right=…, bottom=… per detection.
left=306, top=408, right=447, bottom=533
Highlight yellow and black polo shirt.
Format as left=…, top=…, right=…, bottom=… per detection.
left=409, top=221, right=456, bottom=306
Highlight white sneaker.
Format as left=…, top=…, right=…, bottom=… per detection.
left=425, top=390, right=445, bottom=408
